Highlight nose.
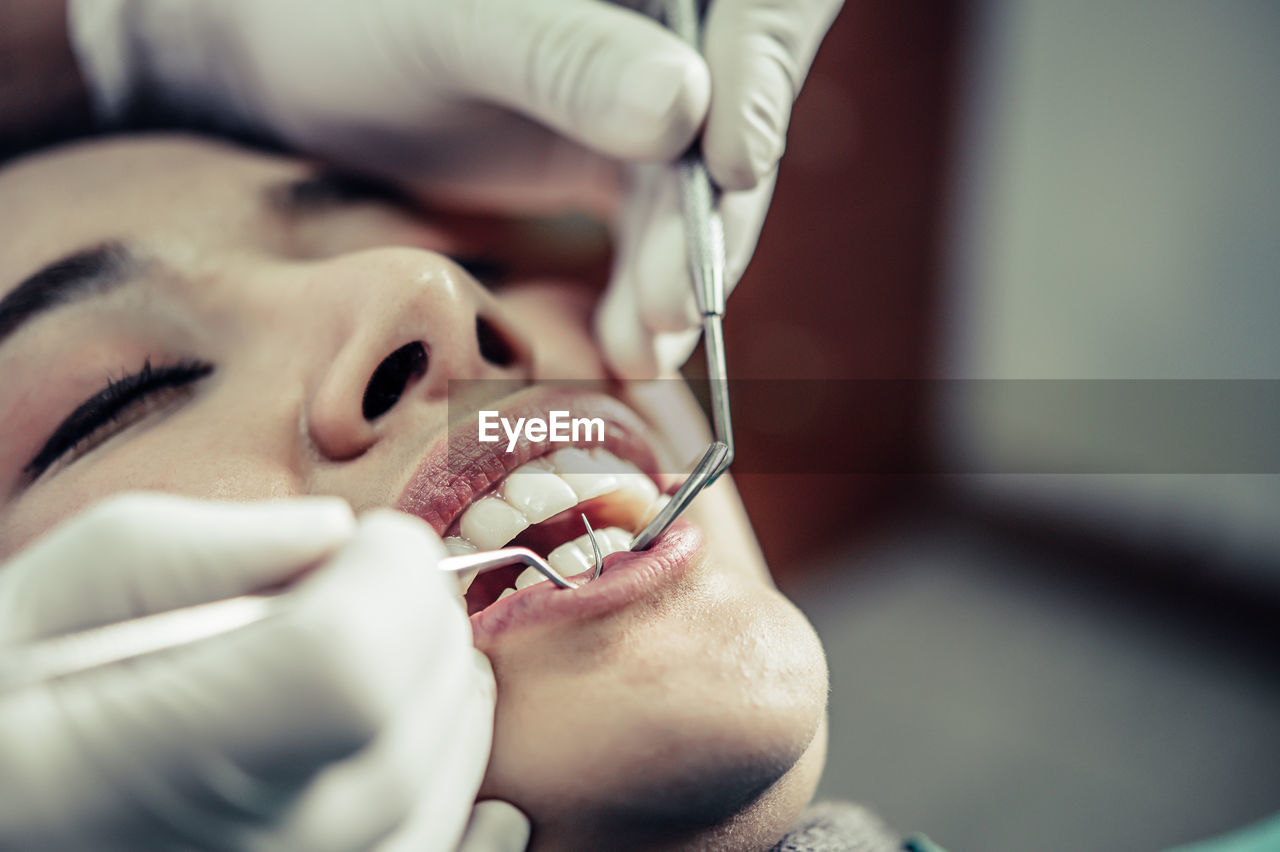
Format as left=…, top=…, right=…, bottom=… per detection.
left=304, top=249, right=531, bottom=460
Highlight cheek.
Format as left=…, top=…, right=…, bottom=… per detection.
left=0, top=428, right=301, bottom=558
left=500, top=283, right=604, bottom=380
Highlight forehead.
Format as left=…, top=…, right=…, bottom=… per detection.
left=0, top=136, right=304, bottom=298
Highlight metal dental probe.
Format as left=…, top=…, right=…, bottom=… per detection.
left=582, top=514, right=605, bottom=581
left=0, top=519, right=605, bottom=694
left=629, top=0, right=735, bottom=553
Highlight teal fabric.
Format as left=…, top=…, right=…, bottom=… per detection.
left=898, top=812, right=1280, bottom=852
left=1163, top=813, right=1280, bottom=852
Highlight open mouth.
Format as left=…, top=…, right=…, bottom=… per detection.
left=443, top=447, right=669, bottom=615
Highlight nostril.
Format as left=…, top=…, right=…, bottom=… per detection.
left=362, top=341, right=427, bottom=421
left=476, top=316, right=518, bottom=367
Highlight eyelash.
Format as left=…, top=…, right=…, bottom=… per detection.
left=25, top=359, right=214, bottom=482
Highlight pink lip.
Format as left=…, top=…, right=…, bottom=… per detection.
left=468, top=521, right=704, bottom=644
left=395, top=387, right=662, bottom=535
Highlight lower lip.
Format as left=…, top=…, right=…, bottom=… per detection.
left=468, top=521, right=703, bottom=643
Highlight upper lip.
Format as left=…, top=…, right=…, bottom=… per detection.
left=395, top=387, right=662, bottom=534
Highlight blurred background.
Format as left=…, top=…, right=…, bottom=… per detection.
left=725, top=1, right=1280, bottom=849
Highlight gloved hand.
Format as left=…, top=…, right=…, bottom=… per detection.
left=0, top=494, right=526, bottom=852
left=67, top=0, right=843, bottom=377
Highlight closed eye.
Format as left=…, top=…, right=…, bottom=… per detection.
left=24, top=359, right=214, bottom=482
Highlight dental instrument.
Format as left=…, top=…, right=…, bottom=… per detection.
left=582, top=514, right=604, bottom=581
left=629, top=0, right=735, bottom=552
left=0, top=519, right=604, bottom=695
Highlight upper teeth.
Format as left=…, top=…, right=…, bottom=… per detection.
left=445, top=448, right=665, bottom=593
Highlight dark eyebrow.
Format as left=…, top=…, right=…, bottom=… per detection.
left=267, top=168, right=424, bottom=218
left=0, top=242, right=138, bottom=349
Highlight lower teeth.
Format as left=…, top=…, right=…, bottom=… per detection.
left=512, top=525, right=634, bottom=590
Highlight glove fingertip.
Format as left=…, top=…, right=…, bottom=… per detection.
left=596, top=309, right=661, bottom=380
left=701, top=15, right=800, bottom=190
left=704, top=108, right=786, bottom=192
left=610, top=49, right=710, bottom=160
left=459, top=801, right=531, bottom=852
left=266, top=495, right=358, bottom=539
left=596, top=274, right=653, bottom=380
left=605, top=341, right=660, bottom=381
left=654, top=329, right=702, bottom=378
left=66, top=0, right=134, bottom=123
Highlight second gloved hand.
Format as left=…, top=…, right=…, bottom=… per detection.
left=68, top=0, right=843, bottom=378
left=599, top=0, right=844, bottom=378
left=0, top=494, right=508, bottom=852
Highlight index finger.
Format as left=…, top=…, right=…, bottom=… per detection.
left=0, top=494, right=355, bottom=643
left=701, top=0, right=844, bottom=190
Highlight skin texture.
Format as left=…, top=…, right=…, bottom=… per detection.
left=0, top=136, right=828, bottom=850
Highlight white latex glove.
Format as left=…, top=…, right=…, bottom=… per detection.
left=68, top=0, right=843, bottom=377
left=0, top=494, right=523, bottom=852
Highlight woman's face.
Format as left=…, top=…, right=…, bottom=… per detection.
left=0, top=137, right=827, bottom=849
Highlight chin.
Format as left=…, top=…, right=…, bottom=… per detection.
left=523, top=716, right=830, bottom=851
left=479, top=583, right=830, bottom=850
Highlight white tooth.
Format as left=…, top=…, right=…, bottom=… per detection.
left=444, top=538, right=481, bottom=592
left=550, top=448, right=619, bottom=500
left=578, top=449, right=659, bottom=510
left=642, top=494, right=672, bottom=526
left=501, top=468, right=578, bottom=524
left=609, top=472, right=660, bottom=514
left=602, top=526, right=634, bottom=551
left=497, top=587, right=516, bottom=601
left=588, top=448, right=625, bottom=464
left=547, top=537, right=596, bottom=576
left=459, top=496, right=530, bottom=550
left=598, top=526, right=634, bottom=556
left=444, top=536, right=478, bottom=556
left=455, top=569, right=481, bottom=594
left=547, top=525, right=634, bottom=576
left=514, top=565, right=550, bottom=590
